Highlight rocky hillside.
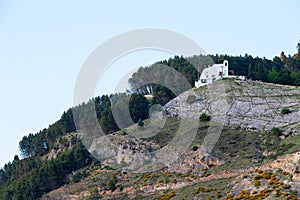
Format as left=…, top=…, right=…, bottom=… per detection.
left=35, top=79, right=300, bottom=199
left=165, top=79, right=300, bottom=135
left=39, top=79, right=300, bottom=200
left=43, top=151, right=300, bottom=200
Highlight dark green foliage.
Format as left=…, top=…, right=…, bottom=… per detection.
left=129, top=94, right=149, bottom=122
left=152, top=85, right=176, bottom=105
left=0, top=105, right=91, bottom=199
left=199, top=113, right=211, bottom=122
left=267, top=68, right=281, bottom=83
left=99, top=95, right=119, bottom=134
left=281, top=107, right=291, bottom=115
left=110, top=93, right=149, bottom=128
left=138, top=119, right=144, bottom=127
left=60, top=109, right=77, bottom=133
left=19, top=108, right=76, bottom=159
left=192, top=146, right=198, bottom=151
left=210, top=53, right=300, bottom=85
left=128, top=55, right=198, bottom=94
left=19, top=133, right=36, bottom=158
left=74, top=93, right=149, bottom=134
left=128, top=55, right=197, bottom=105
left=270, top=127, right=282, bottom=137
left=107, top=174, right=117, bottom=191
left=0, top=143, right=92, bottom=200
left=72, top=169, right=88, bottom=183
left=210, top=54, right=271, bottom=80
left=87, top=188, right=100, bottom=200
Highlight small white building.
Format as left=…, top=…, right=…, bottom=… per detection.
left=195, top=60, right=246, bottom=88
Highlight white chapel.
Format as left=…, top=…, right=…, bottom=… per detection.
left=195, top=60, right=246, bottom=88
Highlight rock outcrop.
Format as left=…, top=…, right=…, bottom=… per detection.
left=166, top=148, right=224, bottom=175
left=164, top=79, right=300, bottom=135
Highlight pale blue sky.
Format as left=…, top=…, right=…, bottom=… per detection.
left=0, top=0, right=299, bottom=167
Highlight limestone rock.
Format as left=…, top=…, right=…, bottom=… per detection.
left=164, top=79, right=300, bottom=135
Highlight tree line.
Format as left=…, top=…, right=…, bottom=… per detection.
left=0, top=143, right=91, bottom=199
left=128, top=45, right=300, bottom=105
left=0, top=93, right=150, bottom=199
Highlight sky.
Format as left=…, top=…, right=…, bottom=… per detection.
left=0, top=0, right=299, bottom=167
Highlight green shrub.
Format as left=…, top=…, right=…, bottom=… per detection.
left=192, top=146, right=199, bottom=151
left=270, top=127, right=282, bottom=137
left=199, top=113, right=211, bottom=121
left=107, top=174, right=117, bottom=191
left=72, top=170, right=88, bottom=183
left=281, top=107, right=291, bottom=115
left=87, top=188, right=100, bottom=200
left=138, top=119, right=144, bottom=127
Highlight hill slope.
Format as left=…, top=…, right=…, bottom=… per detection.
left=42, top=79, right=300, bottom=200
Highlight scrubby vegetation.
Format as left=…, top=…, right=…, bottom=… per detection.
left=270, top=127, right=282, bottom=137
left=231, top=169, right=299, bottom=199
left=281, top=107, right=292, bottom=115
left=199, top=113, right=211, bottom=122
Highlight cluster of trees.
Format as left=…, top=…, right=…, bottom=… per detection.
left=129, top=44, right=300, bottom=106
left=0, top=143, right=91, bottom=199
left=0, top=93, right=150, bottom=199
left=18, top=109, right=76, bottom=158
left=212, top=53, right=300, bottom=85
left=73, top=93, right=149, bottom=134
left=128, top=55, right=203, bottom=105
left=18, top=93, right=150, bottom=159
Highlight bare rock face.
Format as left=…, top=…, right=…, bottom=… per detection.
left=88, top=131, right=224, bottom=174
left=290, top=181, right=300, bottom=192
left=88, top=132, right=161, bottom=172
left=261, top=151, right=300, bottom=182
left=166, top=148, right=224, bottom=175
left=164, top=79, right=300, bottom=135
